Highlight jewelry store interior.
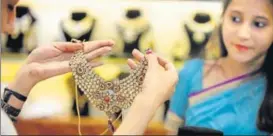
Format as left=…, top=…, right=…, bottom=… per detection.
left=1, top=0, right=223, bottom=135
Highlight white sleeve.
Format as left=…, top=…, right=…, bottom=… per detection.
left=1, top=83, right=18, bottom=135
left=1, top=108, right=18, bottom=135
left=1, top=83, right=7, bottom=99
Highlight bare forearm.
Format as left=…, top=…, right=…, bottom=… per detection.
left=6, top=82, right=32, bottom=110
left=5, top=68, right=36, bottom=110
left=114, top=93, right=160, bottom=135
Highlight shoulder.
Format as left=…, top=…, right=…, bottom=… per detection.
left=178, top=58, right=204, bottom=77
left=178, top=58, right=219, bottom=83
left=183, top=58, right=204, bottom=67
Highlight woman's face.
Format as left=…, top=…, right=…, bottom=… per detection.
left=1, top=0, right=19, bottom=34
left=222, top=0, right=273, bottom=63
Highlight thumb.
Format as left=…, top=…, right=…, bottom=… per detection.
left=53, top=42, right=83, bottom=52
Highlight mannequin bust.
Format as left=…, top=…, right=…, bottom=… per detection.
left=4, top=5, right=37, bottom=53
left=184, top=11, right=216, bottom=58
left=115, top=8, right=154, bottom=58
left=60, top=11, right=96, bottom=42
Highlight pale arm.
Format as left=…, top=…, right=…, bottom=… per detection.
left=114, top=93, right=161, bottom=135
left=114, top=49, right=178, bottom=135
left=164, top=111, right=184, bottom=135
left=5, top=67, right=37, bottom=111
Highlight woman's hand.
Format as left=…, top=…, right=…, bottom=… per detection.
left=8, top=40, right=114, bottom=96
left=127, top=49, right=178, bottom=108
left=114, top=49, right=178, bottom=135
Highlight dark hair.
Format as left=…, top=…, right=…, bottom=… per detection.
left=218, top=0, right=273, bottom=133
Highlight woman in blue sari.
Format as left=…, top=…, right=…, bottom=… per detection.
left=165, top=0, right=273, bottom=135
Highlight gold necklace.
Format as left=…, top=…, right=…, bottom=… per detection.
left=69, top=39, right=148, bottom=134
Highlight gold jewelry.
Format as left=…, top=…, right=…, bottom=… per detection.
left=69, top=39, right=148, bottom=120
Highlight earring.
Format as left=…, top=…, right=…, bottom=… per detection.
left=69, top=39, right=148, bottom=120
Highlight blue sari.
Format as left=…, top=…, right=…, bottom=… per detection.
left=166, top=59, right=268, bottom=135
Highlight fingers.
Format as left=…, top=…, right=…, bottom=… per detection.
left=165, top=61, right=177, bottom=73
left=53, top=42, right=83, bottom=52
left=127, top=59, right=137, bottom=69
left=146, top=53, right=160, bottom=70
left=53, top=40, right=114, bottom=53
left=157, top=56, right=168, bottom=68
left=85, top=46, right=112, bottom=61
left=132, top=49, right=144, bottom=62
left=157, top=56, right=176, bottom=73
left=41, top=61, right=71, bottom=78
left=144, top=49, right=176, bottom=73
left=41, top=60, right=104, bottom=79
left=84, top=40, right=114, bottom=53
left=128, top=49, right=144, bottom=70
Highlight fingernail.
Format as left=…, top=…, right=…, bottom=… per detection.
left=145, top=48, right=152, bottom=54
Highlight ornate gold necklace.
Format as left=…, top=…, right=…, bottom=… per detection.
left=69, top=39, right=148, bottom=134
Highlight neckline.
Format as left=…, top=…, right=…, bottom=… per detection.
left=194, top=59, right=263, bottom=97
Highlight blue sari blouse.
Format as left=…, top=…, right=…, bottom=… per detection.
left=167, top=59, right=268, bottom=135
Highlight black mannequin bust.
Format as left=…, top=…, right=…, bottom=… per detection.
left=116, top=9, right=152, bottom=58
left=5, top=6, right=37, bottom=53
left=60, top=11, right=96, bottom=42
left=184, top=12, right=215, bottom=58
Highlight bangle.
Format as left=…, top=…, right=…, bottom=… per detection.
left=3, top=88, right=27, bottom=103
left=1, top=99, right=20, bottom=122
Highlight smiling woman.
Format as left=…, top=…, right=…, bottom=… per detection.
left=165, top=0, right=273, bottom=135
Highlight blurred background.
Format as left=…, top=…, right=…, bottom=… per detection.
left=1, top=0, right=223, bottom=135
